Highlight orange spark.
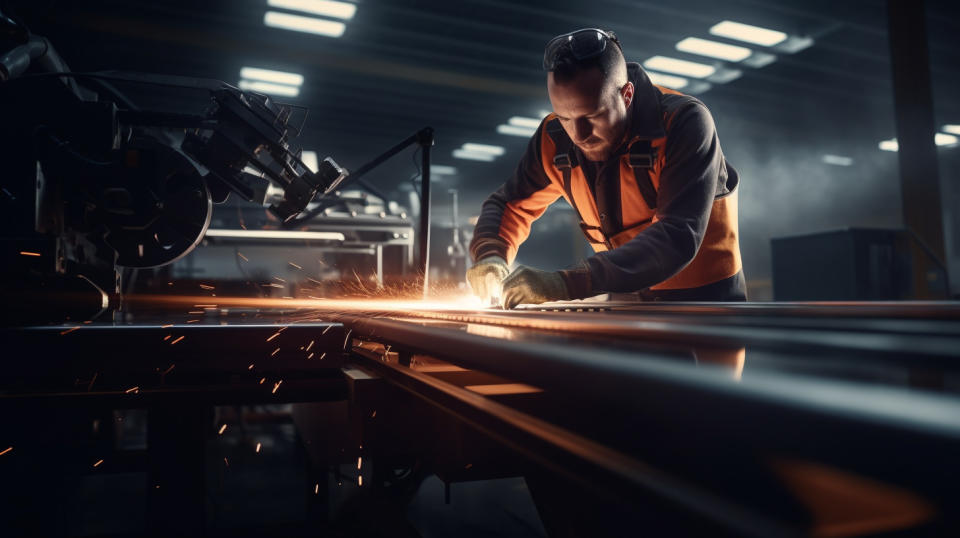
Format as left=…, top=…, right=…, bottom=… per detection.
left=0, top=447, right=12, bottom=457
left=248, top=363, right=254, bottom=370
left=237, top=252, right=249, bottom=261
left=93, top=459, right=103, bottom=467
left=273, top=276, right=286, bottom=283
left=259, top=377, right=266, bottom=385
left=198, top=284, right=214, bottom=290
left=288, top=262, right=302, bottom=270
left=163, top=334, right=171, bottom=341
left=314, top=483, right=319, bottom=495
left=19, top=251, right=41, bottom=257
left=357, top=456, right=362, bottom=470
left=188, top=310, right=204, bottom=314
left=307, top=352, right=314, bottom=359
left=255, top=442, right=262, bottom=453
left=358, top=475, right=362, bottom=487
left=60, top=326, right=80, bottom=336
left=161, top=324, right=173, bottom=329
left=218, top=424, right=227, bottom=435
left=170, top=336, right=185, bottom=345
left=272, top=380, right=282, bottom=394
left=266, top=332, right=281, bottom=342
left=271, top=348, right=280, bottom=356
left=125, top=386, right=139, bottom=394
left=305, top=340, right=314, bottom=352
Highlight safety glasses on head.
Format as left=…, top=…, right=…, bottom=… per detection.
left=543, top=28, right=622, bottom=71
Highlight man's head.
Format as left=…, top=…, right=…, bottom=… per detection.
left=544, top=29, right=634, bottom=162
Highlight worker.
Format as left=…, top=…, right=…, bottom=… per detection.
left=467, top=28, right=744, bottom=308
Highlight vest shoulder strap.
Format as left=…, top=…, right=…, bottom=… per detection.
left=627, top=139, right=659, bottom=210
left=544, top=118, right=608, bottom=247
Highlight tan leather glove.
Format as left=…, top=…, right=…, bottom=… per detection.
left=466, top=256, right=510, bottom=304
left=500, top=265, right=570, bottom=309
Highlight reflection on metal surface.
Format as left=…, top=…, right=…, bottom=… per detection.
left=465, top=383, right=543, bottom=395
left=770, top=458, right=934, bottom=536
left=694, top=347, right=747, bottom=380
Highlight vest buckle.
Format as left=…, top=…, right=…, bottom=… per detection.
left=553, top=153, right=573, bottom=170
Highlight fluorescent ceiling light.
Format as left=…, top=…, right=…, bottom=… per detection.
left=497, top=124, right=538, bottom=137
left=238, top=79, right=300, bottom=97
left=710, top=20, right=788, bottom=47
left=878, top=139, right=899, bottom=152
left=676, top=37, right=752, bottom=62
left=431, top=165, right=458, bottom=175
left=936, top=133, right=958, bottom=146
left=822, top=154, right=854, bottom=166
left=267, top=0, right=356, bottom=20
left=508, top=116, right=541, bottom=129
left=461, top=143, right=505, bottom=156
left=942, top=124, right=960, bottom=135
left=646, top=71, right=689, bottom=89
left=300, top=150, right=318, bottom=172
left=240, top=67, right=303, bottom=86
left=264, top=11, right=346, bottom=37
left=644, top=56, right=715, bottom=78
left=453, top=149, right=495, bottom=162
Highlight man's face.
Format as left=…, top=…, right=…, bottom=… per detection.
left=548, top=68, right=633, bottom=162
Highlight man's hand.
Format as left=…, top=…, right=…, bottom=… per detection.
left=500, top=266, right=570, bottom=309
left=466, top=256, right=510, bottom=304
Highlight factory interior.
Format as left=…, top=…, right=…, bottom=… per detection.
left=1, top=0, right=959, bottom=536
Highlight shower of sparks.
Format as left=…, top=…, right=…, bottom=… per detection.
left=170, top=336, right=185, bottom=345
left=218, top=424, right=227, bottom=435
left=288, top=262, right=302, bottom=270
left=0, top=447, right=12, bottom=456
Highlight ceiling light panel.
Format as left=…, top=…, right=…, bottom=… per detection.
left=709, top=20, right=788, bottom=47
left=239, top=67, right=304, bottom=86
left=676, top=37, right=752, bottom=62
left=264, top=11, right=346, bottom=37
left=643, top=56, right=716, bottom=78
left=267, top=0, right=356, bottom=20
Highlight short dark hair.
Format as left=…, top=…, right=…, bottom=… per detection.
left=549, top=32, right=627, bottom=86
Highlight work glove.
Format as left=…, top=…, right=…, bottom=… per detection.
left=466, top=256, right=510, bottom=304
left=500, top=265, right=570, bottom=309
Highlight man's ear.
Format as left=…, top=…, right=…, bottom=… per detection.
left=621, top=82, right=635, bottom=107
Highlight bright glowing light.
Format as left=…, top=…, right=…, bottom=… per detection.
left=935, top=133, right=958, bottom=146
left=508, top=116, right=542, bottom=129
left=239, top=67, right=303, bottom=86
left=822, top=154, right=854, bottom=166
left=238, top=79, right=300, bottom=97
left=300, top=150, right=319, bottom=172
left=461, top=143, right=505, bottom=156
left=942, top=125, right=960, bottom=135
left=646, top=71, right=689, bottom=89
left=205, top=229, right=345, bottom=240
left=497, top=124, right=537, bottom=137
left=267, top=0, right=356, bottom=20
left=264, top=11, right=346, bottom=37
left=879, top=139, right=899, bottom=152
left=453, top=149, right=495, bottom=161
left=643, top=56, right=716, bottom=78
left=676, top=37, right=752, bottom=62
left=710, top=20, right=788, bottom=47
